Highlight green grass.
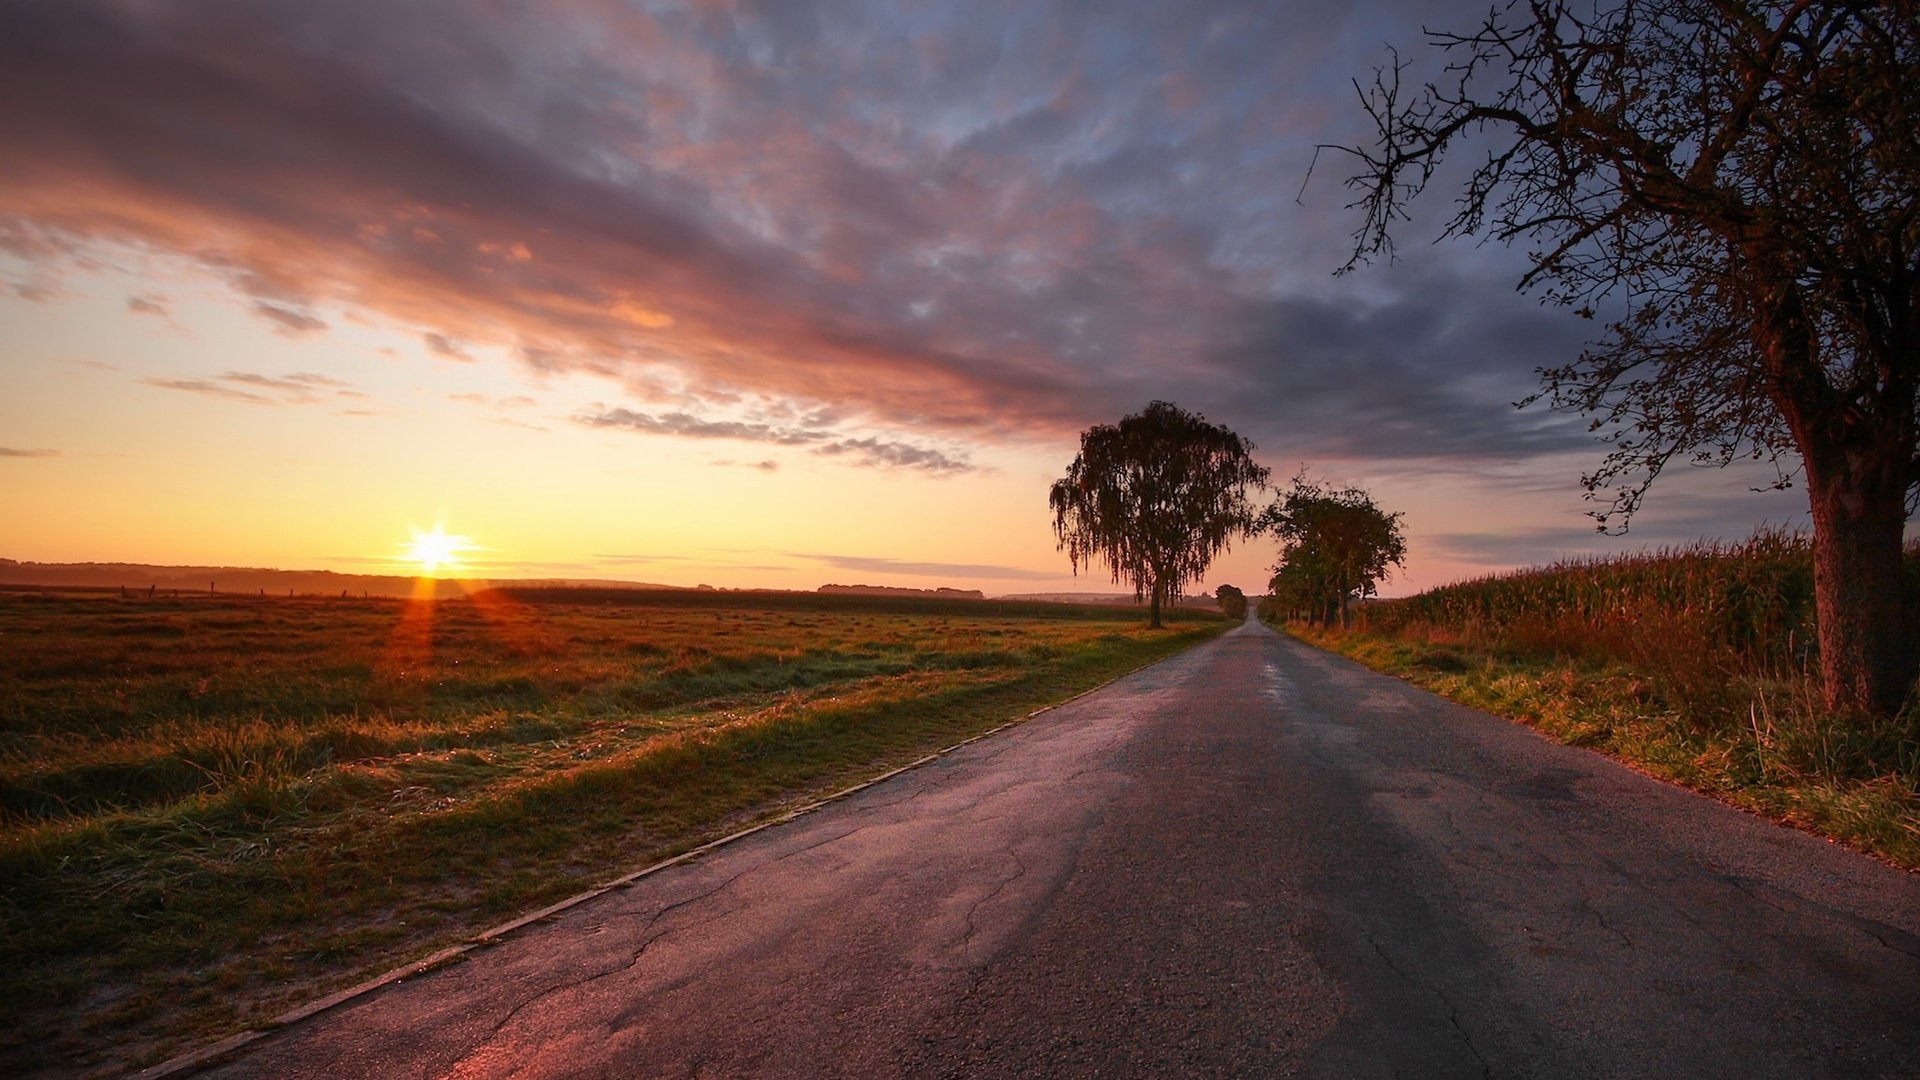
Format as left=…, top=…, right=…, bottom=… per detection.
left=0, top=589, right=1225, bottom=1077
left=1275, top=531, right=1920, bottom=872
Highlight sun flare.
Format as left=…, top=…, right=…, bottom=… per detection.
left=402, top=526, right=474, bottom=578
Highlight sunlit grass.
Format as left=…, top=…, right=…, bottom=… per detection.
left=1280, top=530, right=1920, bottom=871
left=0, top=589, right=1225, bottom=1076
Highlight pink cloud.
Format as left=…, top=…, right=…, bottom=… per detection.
left=0, top=1, right=1102, bottom=444
left=252, top=302, right=328, bottom=336
left=0, top=0, right=1603, bottom=475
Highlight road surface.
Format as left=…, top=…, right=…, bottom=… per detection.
left=200, top=619, right=1920, bottom=1078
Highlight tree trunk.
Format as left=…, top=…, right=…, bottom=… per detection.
left=1148, top=578, right=1164, bottom=629
left=1803, top=449, right=1914, bottom=716
left=1751, top=252, right=1916, bottom=717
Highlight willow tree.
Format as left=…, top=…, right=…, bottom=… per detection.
left=1050, top=402, right=1270, bottom=628
left=1336, top=1, right=1920, bottom=716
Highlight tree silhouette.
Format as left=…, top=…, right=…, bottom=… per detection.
left=1214, top=584, right=1250, bottom=620
left=1264, top=475, right=1407, bottom=627
left=1051, top=402, right=1270, bottom=628
left=1335, top=1, right=1920, bottom=716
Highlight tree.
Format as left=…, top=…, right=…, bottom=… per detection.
left=1051, top=402, right=1270, bottom=628
left=1266, top=554, right=1335, bottom=625
left=1264, top=475, right=1407, bottom=627
left=1335, top=1, right=1920, bottom=715
left=1214, top=583, right=1250, bottom=620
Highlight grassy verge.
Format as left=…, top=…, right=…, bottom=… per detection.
left=1284, top=619, right=1920, bottom=872
left=0, top=591, right=1225, bottom=1077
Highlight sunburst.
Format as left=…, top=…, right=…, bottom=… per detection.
left=402, top=525, right=475, bottom=577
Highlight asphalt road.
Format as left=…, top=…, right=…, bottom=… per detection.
left=200, top=619, right=1920, bottom=1078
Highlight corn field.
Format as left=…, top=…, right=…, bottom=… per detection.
left=1361, top=529, right=1919, bottom=679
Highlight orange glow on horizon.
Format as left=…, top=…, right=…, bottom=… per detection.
left=401, top=525, right=476, bottom=578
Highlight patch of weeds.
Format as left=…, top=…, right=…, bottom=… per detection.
left=1410, top=648, right=1471, bottom=673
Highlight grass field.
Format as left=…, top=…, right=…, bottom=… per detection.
left=0, top=587, right=1225, bottom=1076
left=1279, top=532, right=1920, bottom=871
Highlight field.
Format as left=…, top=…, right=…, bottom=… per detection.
left=1281, top=531, right=1920, bottom=870
left=0, top=587, right=1225, bottom=1076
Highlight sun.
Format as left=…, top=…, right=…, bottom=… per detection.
left=402, top=525, right=474, bottom=577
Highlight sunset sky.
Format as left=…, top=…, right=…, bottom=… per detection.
left=0, top=0, right=1807, bottom=597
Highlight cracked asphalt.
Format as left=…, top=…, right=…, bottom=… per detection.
left=201, top=619, right=1920, bottom=1078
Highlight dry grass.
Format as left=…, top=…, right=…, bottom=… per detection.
left=1281, top=531, right=1920, bottom=871
left=0, top=588, right=1225, bottom=1077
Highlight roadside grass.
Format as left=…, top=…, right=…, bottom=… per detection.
left=0, top=590, right=1225, bottom=1077
left=1274, top=532, right=1919, bottom=872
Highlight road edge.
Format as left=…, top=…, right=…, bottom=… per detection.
left=1274, top=620, right=1920, bottom=877
left=132, top=635, right=1211, bottom=1079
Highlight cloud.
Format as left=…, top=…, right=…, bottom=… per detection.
left=423, top=331, right=470, bottom=360
left=1187, top=266, right=1599, bottom=462
left=0, top=0, right=1639, bottom=476
left=320, top=553, right=592, bottom=573
left=713, top=458, right=780, bottom=472
left=1426, top=525, right=1748, bottom=569
left=144, top=377, right=275, bottom=404
left=812, top=437, right=972, bottom=474
left=143, top=370, right=358, bottom=405
left=450, top=391, right=513, bottom=405
left=578, top=405, right=972, bottom=473
left=127, top=293, right=169, bottom=317
left=451, top=391, right=546, bottom=423
left=490, top=416, right=548, bottom=432
left=0, top=447, right=59, bottom=458
left=591, top=553, right=702, bottom=564
left=574, top=407, right=825, bottom=445
left=1425, top=478, right=1811, bottom=568
left=591, top=551, right=795, bottom=574
left=251, top=301, right=328, bottom=336
left=218, top=370, right=345, bottom=392
left=800, top=553, right=1059, bottom=582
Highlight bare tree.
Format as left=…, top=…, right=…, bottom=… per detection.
left=1051, top=402, right=1270, bottom=628
left=1336, top=0, right=1920, bottom=715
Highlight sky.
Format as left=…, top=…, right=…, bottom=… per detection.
left=0, top=0, right=1809, bottom=597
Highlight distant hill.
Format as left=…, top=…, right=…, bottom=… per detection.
left=0, top=559, right=678, bottom=599
left=818, top=583, right=985, bottom=600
